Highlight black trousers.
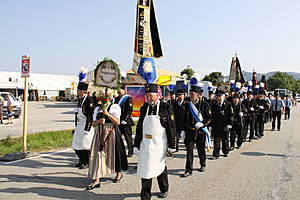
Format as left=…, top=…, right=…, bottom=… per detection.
left=184, top=132, right=206, bottom=172
left=255, top=115, right=265, bottom=137
left=176, top=131, right=181, bottom=152
left=119, top=125, right=133, bottom=154
left=285, top=108, right=291, bottom=120
left=244, top=117, right=256, bottom=140
left=231, top=124, right=243, bottom=148
left=272, top=111, right=282, bottom=130
left=213, top=130, right=229, bottom=157
left=74, top=149, right=90, bottom=165
left=141, top=167, right=169, bottom=200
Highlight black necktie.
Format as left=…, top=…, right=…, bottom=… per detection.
left=275, top=99, right=278, bottom=111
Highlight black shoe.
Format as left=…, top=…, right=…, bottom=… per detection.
left=75, top=162, right=82, bottom=168
left=113, top=174, right=123, bottom=183
left=199, top=166, right=206, bottom=172
left=248, top=139, right=252, bottom=142
left=236, top=146, right=241, bottom=149
left=158, top=192, right=168, bottom=198
left=271, top=129, right=275, bottom=131
left=127, top=153, right=133, bottom=157
left=79, top=163, right=88, bottom=169
left=210, top=156, right=219, bottom=160
left=224, top=154, right=228, bottom=157
left=85, top=183, right=101, bottom=190
left=229, top=147, right=234, bottom=151
left=181, top=171, right=192, bottom=177
left=278, top=129, right=280, bottom=131
left=0, top=120, right=3, bottom=124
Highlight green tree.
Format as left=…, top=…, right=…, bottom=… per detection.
left=180, top=66, right=195, bottom=79
left=202, top=72, right=224, bottom=86
left=267, top=72, right=298, bottom=92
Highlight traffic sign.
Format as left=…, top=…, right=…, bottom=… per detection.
left=21, top=55, right=30, bottom=77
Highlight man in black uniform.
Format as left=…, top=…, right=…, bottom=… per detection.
left=255, top=91, right=270, bottom=137
left=181, top=86, right=212, bottom=177
left=114, top=84, right=134, bottom=157
left=173, top=89, right=188, bottom=152
left=133, top=84, right=176, bottom=200
left=211, top=90, right=233, bottom=159
left=230, top=93, right=246, bottom=149
left=242, top=91, right=258, bottom=142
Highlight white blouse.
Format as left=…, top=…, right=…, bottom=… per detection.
left=93, top=104, right=121, bottom=121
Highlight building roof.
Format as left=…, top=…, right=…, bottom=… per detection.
left=0, top=71, right=77, bottom=91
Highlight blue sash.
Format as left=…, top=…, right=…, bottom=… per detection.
left=118, top=94, right=129, bottom=107
left=188, top=102, right=212, bottom=149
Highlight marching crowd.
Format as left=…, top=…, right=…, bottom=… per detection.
left=72, top=81, right=295, bottom=200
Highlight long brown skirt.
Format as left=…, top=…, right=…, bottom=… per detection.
left=88, top=123, right=115, bottom=180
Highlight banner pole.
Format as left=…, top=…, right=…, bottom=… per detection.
left=22, top=77, right=28, bottom=152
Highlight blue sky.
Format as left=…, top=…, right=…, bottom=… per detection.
left=0, top=0, right=299, bottom=76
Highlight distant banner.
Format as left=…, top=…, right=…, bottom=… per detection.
left=134, top=0, right=162, bottom=58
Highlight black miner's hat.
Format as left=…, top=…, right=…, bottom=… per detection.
left=145, top=84, right=158, bottom=93
left=176, top=89, right=185, bottom=95
left=190, top=85, right=203, bottom=94
left=77, top=82, right=88, bottom=91
left=215, top=90, right=225, bottom=96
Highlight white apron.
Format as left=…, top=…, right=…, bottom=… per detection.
left=137, top=101, right=168, bottom=179
left=72, top=95, right=94, bottom=150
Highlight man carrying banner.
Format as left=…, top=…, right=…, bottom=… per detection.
left=134, top=84, right=176, bottom=199
left=114, top=84, right=134, bottom=157
left=181, top=85, right=212, bottom=177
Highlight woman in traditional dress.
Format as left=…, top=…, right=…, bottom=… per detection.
left=86, top=93, right=128, bottom=190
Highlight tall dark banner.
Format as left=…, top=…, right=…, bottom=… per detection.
left=134, top=0, right=163, bottom=58
left=229, top=54, right=245, bottom=84
left=235, top=57, right=245, bottom=84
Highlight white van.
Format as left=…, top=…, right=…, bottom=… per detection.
left=0, top=92, right=22, bottom=118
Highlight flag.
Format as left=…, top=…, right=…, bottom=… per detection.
left=134, top=0, right=163, bottom=58
left=132, top=0, right=162, bottom=84
left=137, top=57, right=158, bottom=83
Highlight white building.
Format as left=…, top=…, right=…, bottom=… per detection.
left=0, top=71, right=77, bottom=100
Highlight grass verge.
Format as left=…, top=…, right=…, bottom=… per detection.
left=0, top=130, right=73, bottom=157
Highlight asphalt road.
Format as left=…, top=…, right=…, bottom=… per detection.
left=0, top=106, right=299, bottom=200
left=0, top=102, right=75, bottom=139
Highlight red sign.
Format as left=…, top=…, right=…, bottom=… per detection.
left=21, top=55, right=30, bottom=77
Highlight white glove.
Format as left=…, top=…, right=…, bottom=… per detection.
left=259, top=106, right=264, bottom=109
left=168, top=148, right=176, bottom=153
left=250, top=107, right=254, bottom=111
left=180, top=131, right=185, bottom=140
left=121, top=120, right=127, bottom=125
left=133, top=147, right=139, bottom=155
left=226, top=125, right=232, bottom=129
left=239, top=112, right=243, bottom=117
left=195, top=122, right=204, bottom=129
left=74, top=107, right=79, bottom=113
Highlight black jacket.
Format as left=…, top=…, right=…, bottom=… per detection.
left=134, top=101, right=176, bottom=149
left=114, top=95, right=134, bottom=126
left=232, top=102, right=246, bottom=127
left=242, top=98, right=258, bottom=120
left=211, top=101, right=234, bottom=132
left=173, top=100, right=188, bottom=132
left=256, top=99, right=270, bottom=116
left=183, top=100, right=212, bottom=132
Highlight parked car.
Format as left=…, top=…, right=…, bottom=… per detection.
left=295, top=96, right=300, bottom=102
left=0, top=92, right=22, bottom=118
